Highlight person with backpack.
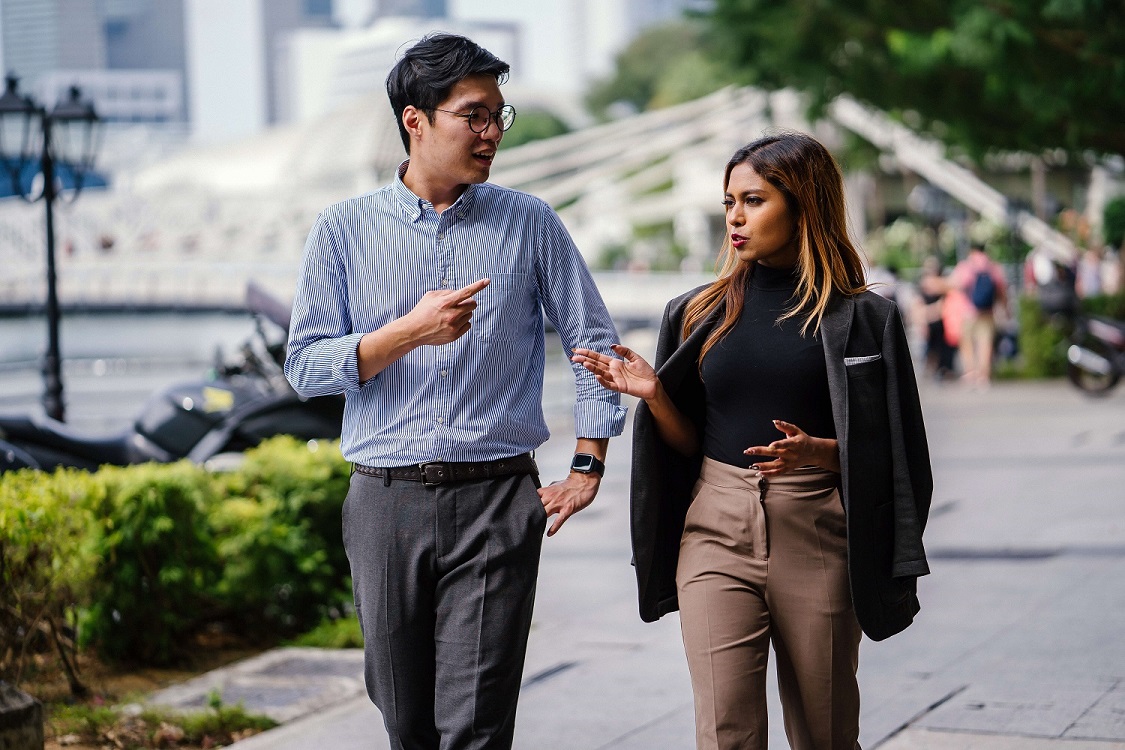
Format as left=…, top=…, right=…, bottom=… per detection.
left=951, top=245, right=1008, bottom=386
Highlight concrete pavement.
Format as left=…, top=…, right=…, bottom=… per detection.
left=150, top=373, right=1125, bottom=748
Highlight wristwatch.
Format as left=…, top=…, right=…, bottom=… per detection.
left=570, top=453, right=605, bottom=477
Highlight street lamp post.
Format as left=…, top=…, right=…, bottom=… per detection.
left=0, top=74, right=101, bottom=422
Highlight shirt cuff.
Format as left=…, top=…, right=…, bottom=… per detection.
left=574, top=400, right=628, bottom=439
left=331, top=332, right=366, bottom=392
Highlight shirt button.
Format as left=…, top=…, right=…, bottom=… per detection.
left=440, top=369, right=447, bottom=377
left=436, top=417, right=444, bottom=424
left=441, top=279, right=449, bottom=287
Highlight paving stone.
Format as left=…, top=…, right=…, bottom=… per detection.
left=881, top=727, right=1125, bottom=750
left=918, top=678, right=1115, bottom=738
left=1067, top=681, right=1125, bottom=741
left=147, top=648, right=366, bottom=723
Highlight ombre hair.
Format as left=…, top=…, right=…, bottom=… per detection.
left=681, top=132, right=868, bottom=364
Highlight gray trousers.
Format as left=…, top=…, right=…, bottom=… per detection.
left=342, top=469, right=547, bottom=750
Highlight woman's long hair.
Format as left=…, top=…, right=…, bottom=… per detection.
left=681, top=132, right=868, bottom=363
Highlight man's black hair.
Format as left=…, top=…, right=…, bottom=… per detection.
left=386, top=33, right=510, bottom=153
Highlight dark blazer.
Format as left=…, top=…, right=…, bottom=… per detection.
left=630, top=284, right=933, bottom=641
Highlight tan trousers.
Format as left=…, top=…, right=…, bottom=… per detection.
left=676, top=458, right=862, bottom=750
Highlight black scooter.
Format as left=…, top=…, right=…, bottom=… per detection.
left=0, top=282, right=344, bottom=473
left=1037, top=270, right=1125, bottom=396
left=1067, top=314, right=1125, bottom=395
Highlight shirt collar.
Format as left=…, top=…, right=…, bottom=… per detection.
left=392, top=160, right=479, bottom=222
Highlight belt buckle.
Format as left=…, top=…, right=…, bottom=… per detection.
left=418, top=461, right=448, bottom=486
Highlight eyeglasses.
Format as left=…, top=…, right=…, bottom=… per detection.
left=433, top=104, right=517, bottom=134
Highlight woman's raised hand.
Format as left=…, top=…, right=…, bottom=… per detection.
left=572, top=344, right=659, bottom=401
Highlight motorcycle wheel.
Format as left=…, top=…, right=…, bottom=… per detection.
left=1066, top=339, right=1121, bottom=395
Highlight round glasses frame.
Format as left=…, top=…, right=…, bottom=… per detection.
left=433, top=104, right=517, bottom=134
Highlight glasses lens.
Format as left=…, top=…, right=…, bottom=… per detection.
left=499, top=105, right=516, bottom=131
left=468, top=106, right=490, bottom=133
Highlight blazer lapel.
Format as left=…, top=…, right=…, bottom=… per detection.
left=821, top=294, right=853, bottom=484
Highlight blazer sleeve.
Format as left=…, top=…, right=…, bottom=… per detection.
left=884, top=305, right=933, bottom=577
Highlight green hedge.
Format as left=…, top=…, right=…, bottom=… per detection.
left=1009, top=295, right=1070, bottom=379
left=0, top=437, right=352, bottom=682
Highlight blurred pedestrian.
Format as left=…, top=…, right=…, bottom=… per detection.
left=1104, top=245, right=1123, bottom=295
left=914, top=255, right=956, bottom=380
left=285, top=33, right=626, bottom=750
left=1077, top=246, right=1104, bottom=299
left=574, top=132, right=932, bottom=750
left=950, top=245, right=1009, bottom=387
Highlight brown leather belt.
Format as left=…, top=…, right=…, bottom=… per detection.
left=354, top=454, right=537, bottom=486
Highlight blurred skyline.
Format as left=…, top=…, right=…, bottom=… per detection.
left=0, top=0, right=699, bottom=146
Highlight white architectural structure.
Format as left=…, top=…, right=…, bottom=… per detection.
left=0, top=86, right=1083, bottom=314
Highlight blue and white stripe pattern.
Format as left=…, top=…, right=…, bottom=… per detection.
left=285, top=164, right=627, bottom=466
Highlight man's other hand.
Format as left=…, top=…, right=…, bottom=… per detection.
left=537, top=471, right=601, bottom=537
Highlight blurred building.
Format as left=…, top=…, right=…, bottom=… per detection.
left=0, top=0, right=188, bottom=122
left=0, top=0, right=701, bottom=141
left=375, top=0, right=446, bottom=17
left=273, top=0, right=704, bottom=127
left=275, top=16, right=518, bottom=125
left=0, top=0, right=105, bottom=81
left=185, top=0, right=339, bottom=143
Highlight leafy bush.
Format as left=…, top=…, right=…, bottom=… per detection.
left=82, top=462, right=222, bottom=665
left=1104, top=195, right=1125, bottom=249
left=0, top=468, right=100, bottom=690
left=1010, top=295, right=1070, bottom=378
left=288, top=614, right=362, bottom=649
left=210, top=437, right=351, bottom=637
left=1081, top=289, right=1125, bottom=319
left=1, top=437, right=353, bottom=682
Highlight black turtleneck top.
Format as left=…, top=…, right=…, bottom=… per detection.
left=699, top=263, right=836, bottom=468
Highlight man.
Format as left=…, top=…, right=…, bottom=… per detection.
left=284, top=33, right=625, bottom=750
left=950, top=244, right=1009, bottom=386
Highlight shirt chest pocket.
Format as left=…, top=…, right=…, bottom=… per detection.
left=472, top=272, right=536, bottom=341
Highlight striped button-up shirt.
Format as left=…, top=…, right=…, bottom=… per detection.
left=285, top=166, right=626, bottom=466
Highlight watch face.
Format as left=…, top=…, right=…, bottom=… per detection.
left=572, top=454, right=595, bottom=472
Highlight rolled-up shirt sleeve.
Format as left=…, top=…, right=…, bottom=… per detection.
left=284, top=212, right=365, bottom=397
left=535, top=204, right=627, bottom=439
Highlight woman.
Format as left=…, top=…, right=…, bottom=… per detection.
left=573, top=133, right=932, bottom=750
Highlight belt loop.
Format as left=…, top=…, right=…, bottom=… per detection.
left=383, top=470, right=391, bottom=487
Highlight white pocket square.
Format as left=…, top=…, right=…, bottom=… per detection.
left=844, top=354, right=882, bottom=365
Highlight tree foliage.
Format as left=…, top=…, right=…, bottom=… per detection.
left=707, top=0, right=1125, bottom=158
left=586, top=20, right=735, bottom=118
left=1104, top=195, right=1125, bottom=248
left=500, top=109, right=571, bottom=149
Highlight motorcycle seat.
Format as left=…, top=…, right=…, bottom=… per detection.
left=0, top=413, right=137, bottom=467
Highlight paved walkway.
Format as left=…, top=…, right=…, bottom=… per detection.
left=149, top=376, right=1125, bottom=748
